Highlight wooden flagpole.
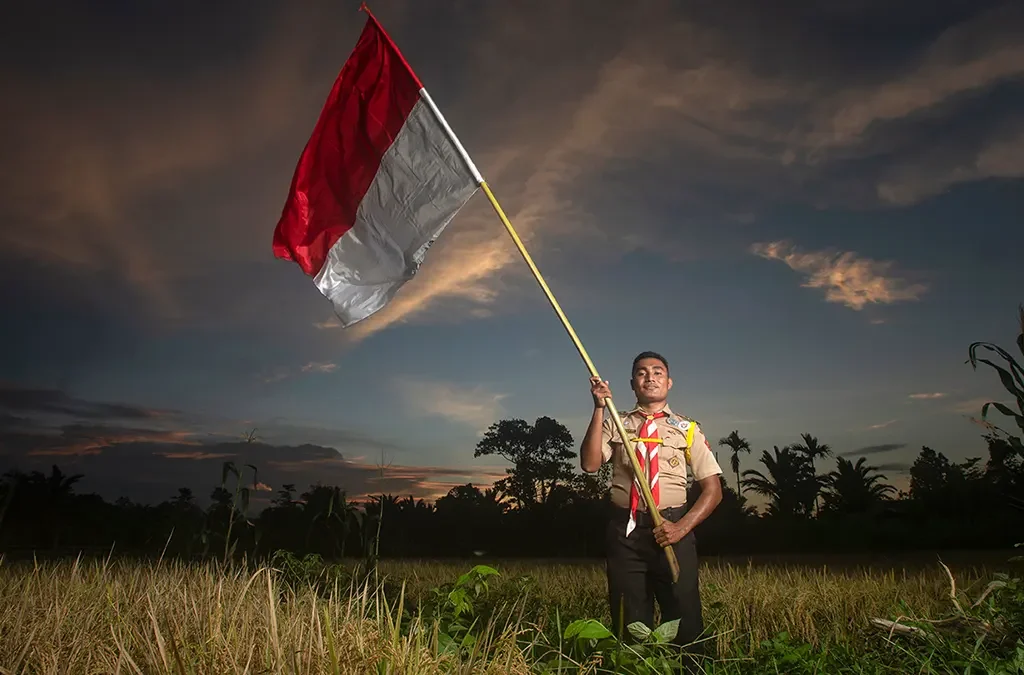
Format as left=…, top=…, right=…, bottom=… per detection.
left=474, top=181, right=681, bottom=583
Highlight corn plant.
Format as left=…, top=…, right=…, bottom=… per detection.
left=967, top=303, right=1024, bottom=452
left=220, top=459, right=259, bottom=564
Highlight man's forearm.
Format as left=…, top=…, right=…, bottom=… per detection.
left=580, top=407, right=605, bottom=472
left=674, top=477, right=722, bottom=536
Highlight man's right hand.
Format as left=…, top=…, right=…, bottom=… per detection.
left=590, top=376, right=612, bottom=408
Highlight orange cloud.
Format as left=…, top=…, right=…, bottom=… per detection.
left=750, top=240, right=928, bottom=310
left=26, top=428, right=199, bottom=457
left=156, top=451, right=237, bottom=460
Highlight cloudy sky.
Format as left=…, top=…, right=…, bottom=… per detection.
left=1, top=0, right=1021, bottom=508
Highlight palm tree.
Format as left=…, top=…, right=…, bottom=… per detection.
left=741, top=446, right=819, bottom=519
left=718, top=430, right=752, bottom=495
left=792, top=433, right=832, bottom=515
left=40, top=465, right=84, bottom=549
left=821, top=457, right=897, bottom=515
left=302, top=484, right=361, bottom=558
left=793, top=433, right=832, bottom=470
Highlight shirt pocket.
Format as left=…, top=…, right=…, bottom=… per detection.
left=659, top=428, right=690, bottom=474
left=610, top=424, right=641, bottom=467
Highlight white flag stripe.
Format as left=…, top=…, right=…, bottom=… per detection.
left=314, top=96, right=479, bottom=326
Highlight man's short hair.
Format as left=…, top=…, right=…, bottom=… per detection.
left=632, top=350, right=669, bottom=375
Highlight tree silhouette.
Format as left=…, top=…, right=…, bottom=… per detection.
left=741, top=445, right=819, bottom=519
left=982, top=434, right=1024, bottom=511
left=909, top=446, right=985, bottom=517
left=821, top=457, right=896, bottom=515
left=2, top=398, right=1023, bottom=561
left=473, top=416, right=576, bottom=509
left=718, top=430, right=752, bottom=495
left=3, top=465, right=86, bottom=549
left=792, top=434, right=831, bottom=515
left=301, top=484, right=361, bottom=558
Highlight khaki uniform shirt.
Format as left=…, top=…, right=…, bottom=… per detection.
left=599, top=403, right=722, bottom=510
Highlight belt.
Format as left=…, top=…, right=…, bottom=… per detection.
left=610, top=504, right=686, bottom=526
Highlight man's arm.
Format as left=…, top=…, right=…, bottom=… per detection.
left=653, top=423, right=724, bottom=547
left=653, top=475, right=721, bottom=547
left=580, top=377, right=612, bottom=473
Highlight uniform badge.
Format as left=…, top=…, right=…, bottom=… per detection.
left=666, top=417, right=690, bottom=432
left=668, top=456, right=680, bottom=467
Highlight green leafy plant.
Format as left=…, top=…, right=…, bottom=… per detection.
left=420, top=564, right=501, bottom=655
left=269, top=550, right=350, bottom=598
left=536, top=616, right=691, bottom=674
left=968, top=303, right=1024, bottom=452
left=219, top=459, right=259, bottom=564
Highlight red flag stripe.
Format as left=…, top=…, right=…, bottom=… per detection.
left=272, top=14, right=423, bottom=276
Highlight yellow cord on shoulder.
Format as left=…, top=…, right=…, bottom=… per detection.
left=684, top=424, right=694, bottom=466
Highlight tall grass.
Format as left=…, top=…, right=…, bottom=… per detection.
left=0, top=556, right=529, bottom=674
left=377, top=558, right=995, bottom=654
left=0, top=555, right=1009, bottom=673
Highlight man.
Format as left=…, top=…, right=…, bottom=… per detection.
left=581, top=350, right=723, bottom=660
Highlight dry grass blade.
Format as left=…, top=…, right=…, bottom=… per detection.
left=938, top=561, right=966, bottom=617
left=971, top=579, right=1008, bottom=609
left=110, top=624, right=144, bottom=675
left=147, top=595, right=170, bottom=673
left=870, top=617, right=924, bottom=638
left=266, top=567, right=282, bottom=671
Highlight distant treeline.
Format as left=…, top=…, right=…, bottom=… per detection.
left=0, top=428, right=1020, bottom=561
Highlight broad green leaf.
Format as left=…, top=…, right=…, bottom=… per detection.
left=971, top=343, right=1024, bottom=389
left=562, top=618, right=587, bottom=639
left=982, top=402, right=1024, bottom=432
left=435, top=631, right=457, bottom=655
left=576, top=620, right=613, bottom=640
left=976, top=357, right=1024, bottom=404
left=470, top=564, right=499, bottom=577
left=564, top=618, right=613, bottom=641
left=652, top=618, right=680, bottom=643
left=627, top=621, right=652, bottom=641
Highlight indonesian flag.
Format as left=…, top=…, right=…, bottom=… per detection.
left=272, top=6, right=481, bottom=327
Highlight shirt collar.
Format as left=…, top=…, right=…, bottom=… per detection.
left=626, top=402, right=674, bottom=418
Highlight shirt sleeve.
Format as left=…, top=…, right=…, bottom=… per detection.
left=688, top=423, right=723, bottom=481
left=599, top=415, right=615, bottom=463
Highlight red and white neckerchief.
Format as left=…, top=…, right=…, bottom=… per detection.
left=626, top=410, right=665, bottom=537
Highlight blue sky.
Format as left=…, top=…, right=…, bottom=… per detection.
left=0, top=0, right=1022, bottom=506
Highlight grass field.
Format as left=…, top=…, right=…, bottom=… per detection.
left=0, top=551, right=1019, bottom=673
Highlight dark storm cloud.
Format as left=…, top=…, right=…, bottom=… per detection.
left=0, top=384, right=172, bottom=420
left=841, top=443, right=908, bottom=458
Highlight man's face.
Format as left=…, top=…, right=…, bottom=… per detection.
left=630, top=357, right=672, bottom=403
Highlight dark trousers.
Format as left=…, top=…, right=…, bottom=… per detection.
left=606, top=505, right=706, bottom=662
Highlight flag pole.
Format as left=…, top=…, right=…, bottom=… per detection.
left=412, top=88, right=682, bottom=581
left=476, top=181, right=681, bottom=582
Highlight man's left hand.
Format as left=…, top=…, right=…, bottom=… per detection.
left=653, top=519, right=687, bottom=547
